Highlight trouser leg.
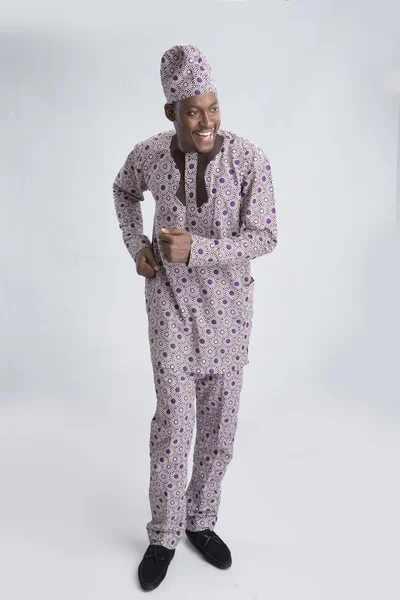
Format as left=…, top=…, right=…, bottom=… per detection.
left=146, top=369, right=196, bottom=549
left=185, top=366, right=244, bottom=531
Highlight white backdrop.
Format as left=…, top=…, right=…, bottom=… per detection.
left=1, top=1, right=399, bottom=599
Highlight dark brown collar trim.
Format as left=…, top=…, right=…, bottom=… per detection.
left=169, top=133, right=224, bottom=208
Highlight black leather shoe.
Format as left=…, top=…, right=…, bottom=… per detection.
left=138, top=544, right=175, bottom=591
left=185, top=528, right=232, bottom=569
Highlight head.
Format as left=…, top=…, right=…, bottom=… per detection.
left=164, top=91, right=221, bottom=153
left=160, top=45, right=219, bottom=153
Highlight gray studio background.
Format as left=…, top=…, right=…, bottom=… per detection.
left=1, top=1, right=399, bottom=599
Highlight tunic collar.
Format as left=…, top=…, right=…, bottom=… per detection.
left=170, top=132, right=224, bottom=208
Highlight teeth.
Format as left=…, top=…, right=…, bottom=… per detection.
left=196, top=130, right=214, bottom=138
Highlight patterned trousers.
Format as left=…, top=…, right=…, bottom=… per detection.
left=146, top=365, right=244, bottom=549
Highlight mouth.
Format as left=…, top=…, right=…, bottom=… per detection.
left=193, top=128, right=215, bottom=143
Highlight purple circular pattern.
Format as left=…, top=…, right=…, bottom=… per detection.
left=160, top=45, right=217, bottom=104
left=146, top=366, right=243, bottom=548
left=113, top=128, right=278, bottom=377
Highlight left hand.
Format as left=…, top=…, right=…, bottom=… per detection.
left=159, top=228, right=191, bottom=263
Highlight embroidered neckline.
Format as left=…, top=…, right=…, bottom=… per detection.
left=169, top=132, right=224, bottom=208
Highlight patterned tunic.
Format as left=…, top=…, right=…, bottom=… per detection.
left=112, top=128, right=278, bottom=375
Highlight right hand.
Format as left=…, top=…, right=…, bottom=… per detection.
left=136, top=247, right=160, bottom=278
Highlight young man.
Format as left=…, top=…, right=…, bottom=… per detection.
left=113, top=44, right=278, bottom=591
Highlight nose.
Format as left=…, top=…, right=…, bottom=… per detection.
left=199, top=112, right=213, bottom=129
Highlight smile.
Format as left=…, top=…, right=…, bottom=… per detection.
left=195, top=129, right=215, bottom=139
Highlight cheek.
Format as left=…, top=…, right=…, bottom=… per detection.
left=182, top=121, right=193, bottom=134
left=177, top=121, right=189, bottom=137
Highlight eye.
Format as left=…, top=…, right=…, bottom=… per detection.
left=187, top=107, right=219, bottom=117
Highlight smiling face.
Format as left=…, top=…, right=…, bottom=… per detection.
left=164, top=92, right=221, bottom=154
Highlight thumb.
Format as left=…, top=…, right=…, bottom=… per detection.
left=160, top=227, right=169, bottom=233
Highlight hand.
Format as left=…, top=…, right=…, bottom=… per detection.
left=159, top=228, right=191, bottom=264
left=136, top=247, right=159, bottom=278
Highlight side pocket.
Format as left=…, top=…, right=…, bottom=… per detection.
left=242, top=275, right=255, bottom=291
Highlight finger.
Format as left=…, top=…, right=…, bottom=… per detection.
left=159, top=232, right=172, bottom=243
left=162, top=228, right=185, bottom=236
left=160, top=241, right=171, bottom=256
left=138, top=254, right=156, bottom=276
left=161, top=246, right=171, bottom=261
left=139, top=262, right=156, bottom=278
left=143, top=248, right=159, bottom=271
left=160, top=227, right=185, bottom=237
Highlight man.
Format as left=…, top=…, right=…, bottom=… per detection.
left=112, top=44, right=278, bottom=591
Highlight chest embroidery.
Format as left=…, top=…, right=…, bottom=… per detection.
left=169, top=133, right=224, bottom=208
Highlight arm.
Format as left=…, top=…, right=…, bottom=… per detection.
left=112, top=142, right=152, bottom=262
left=187, top=144, right=278, bottom=267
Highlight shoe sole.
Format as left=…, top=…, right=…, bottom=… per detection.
left=185, top=533, right=232, bottom=569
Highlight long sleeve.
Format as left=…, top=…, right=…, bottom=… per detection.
left=187, top=144, right=278, bottom=267
left=112, top=142, right=152, bottom=262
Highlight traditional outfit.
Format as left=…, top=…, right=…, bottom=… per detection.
left=113, top=45, right=278, bottom=549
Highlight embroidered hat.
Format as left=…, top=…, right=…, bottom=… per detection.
left=160, top=44, right=217, bottom=103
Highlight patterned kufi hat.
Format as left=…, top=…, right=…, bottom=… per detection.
left=160, top=44, right=217, bottom=103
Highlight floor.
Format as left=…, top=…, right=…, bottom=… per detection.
left=0, top=384, right=398, bottom=600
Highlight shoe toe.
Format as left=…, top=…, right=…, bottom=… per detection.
left=186, top=529, right=232, bottom=569
left=138, top=545, right=175, bottom=590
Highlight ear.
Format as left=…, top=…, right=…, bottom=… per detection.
left=164, top=103, right=175, bottom=122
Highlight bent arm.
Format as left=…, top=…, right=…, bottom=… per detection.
left=187, top=145, right=278, bottom=267
left=112, top=143, right=152, bottom=262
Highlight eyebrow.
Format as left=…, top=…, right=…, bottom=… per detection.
left=185, top=100, right=219, bottom=109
